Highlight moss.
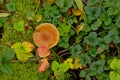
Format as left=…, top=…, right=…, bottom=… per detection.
left=0, top=21, right=34, bottom=54
left=0, top=62, right=51, bottom=80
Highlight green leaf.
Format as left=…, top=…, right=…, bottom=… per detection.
left=116, top=16, right=120, bottom=28
left=59, top=0, right=74, bottom=12
left=0, top=57, right=2, bottom=67
left=26, top=11, right=35, bottom=20
left=0, top=13, right=10, bottom=17
left=2, top=48, right=15, bottom=61
left=86, top=75, right=91, bottom=80
left=98, top=73, right=109, bottom=80
left=59, top=63, right=69, bottom=72
left=1, top=64, right=13, bottom=75
left=107, top=7, right=118, bottom=16
left=84, top=6, right=101, bottom=20
left=95, top=6, right=101, bottom=18
left=84, top=32, right=98, bottom=46
left=70, top=44, right=82, bottom=58
left=6, top=2, right=16, bottom=12
left=59, top=23, right=71, bottom=36
left=90, top=60, right=104, bottom=74
left=104, top=30, right=120, bottom=44
left=13, top=21, right=25, bottom=31
left=80, top=54, right=91, bottom=66
left=91, top=18, right=102, bottom=30
left=55, top=0, right=64, bottom=8
left=82, top=23, right=90, bottom=32
left=0, top=17, right=7, bottom=27
left=51, top=61, right=59, bottom=71
left=98, top=38, right=109, bottom=51
left=110, top=71, right=120, bottom=80
left=79, top=70, right=86, bottom=77
left=104, top=18, right=112, bottom=26
left=58, top=36, right=70, bottom=48
left=87, top=0, right=101, bottom=6
left=110, top=58, right=120, bottom=72
left=89, top=48, right=98, bottom=58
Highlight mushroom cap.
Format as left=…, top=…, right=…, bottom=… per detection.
left=33, top=23, right=59, bottom=49
left=36, top=46, right=50, bottom=58
left=38, top=58, right=50, bottom=73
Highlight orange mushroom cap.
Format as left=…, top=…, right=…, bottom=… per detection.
left=36, top=46, right=50, bottom=58
left=38, top=58, right=50, bottom=73
left=33, top=23, right=59, bottom=49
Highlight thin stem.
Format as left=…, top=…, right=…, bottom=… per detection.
left=51, top=49, right=61, bottom=63
left=58, top=42, right=77, bottom=55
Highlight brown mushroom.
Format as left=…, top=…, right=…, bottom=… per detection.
left=33, top=23, right=59, bottom=49
left=36, top=46, right=50, bottom=58
left=38, top=58, right=50, bottom=73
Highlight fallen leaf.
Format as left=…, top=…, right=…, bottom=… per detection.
left=0, top=13, right=10, bottom=17
left=74, top=0, right=85, bottom=19
left=72, top=8, right=81, bottom=16
left=76, top=23, right=84, bottom=34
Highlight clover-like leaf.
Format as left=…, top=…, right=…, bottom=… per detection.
left=79, top=70, right=87, bottom=77
left=70, top=44, right=82, bottom=58
left=1, top=64, right=13, bottom=75
left=59, top=63, right=69, bottom=72
left=84, top=32, right=98, bottom=46
left=110, top=71, right=120, bottom=80
left=104, top=30, right=120, bottom=44
left=87, top=0, right=101, bottom=6
left=110, top=58, right=120, bottom=72
left=90, top=60, right=104, bottom=74
left=51, top=61, right=59, bottom=71
left=2, top=48, right=15, bottom=61
left=91, top=18, right=102, bottom=30
left=80, top=54, right=91, bottom=66
left=55, top=0, right=64, bottom=8
left=116, top=16, right=120, bottom=28
left=6, top=2, right=16, bottom=12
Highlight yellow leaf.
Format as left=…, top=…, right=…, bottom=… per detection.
left=0, top=13, right=10, bottom=17
left=74, top=0, right=84, bottom=12
left=66, top=58, right=73, bottom=63
left=74, top=0, right=84, bottom=19
left=22, top=42, right=34, bottom=53
left=72, top=9, right=81, bottom=16
left=76, top=23, right=84, bottom=34
left=16, top=52, right=33, bottom=61
left=69, top=63, right=74, bottom=69
left=73, top=57, right=83, bottom=69
left=36, top=14, right=42, bottom=22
